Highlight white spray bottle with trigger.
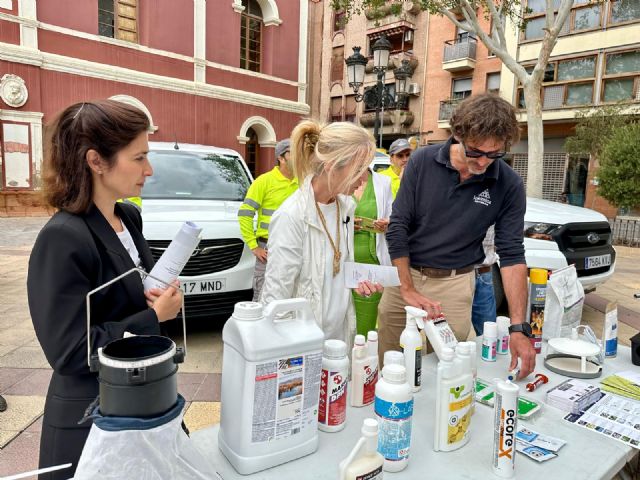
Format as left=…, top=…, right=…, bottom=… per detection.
left=400, top=306, right=426, bottom=392
left=339, top=418, right=384, bottom=480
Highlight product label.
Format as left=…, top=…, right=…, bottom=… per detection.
left=363, top=363, right=378, bottom=405
left=447, top=382, right=472, bottom=445
left=375, top=396, right=413, bottom=462
left=318, top=369, right=347, bottom=426
left=604, top=306, right=618, bottom=357
left=400, top=345, right=422, bottom=387
left=481, top=339, right=497, bottom=361
left=251, top=351, right=322, bottom=443
left=493, top=392, right=517, bottom=472
left=529, top=284, right=546, bottom=354
left=497, top=335, right=509, bottom=355
left=356, top=465, right=382, bottom=480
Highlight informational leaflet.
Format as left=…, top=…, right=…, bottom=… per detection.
left=515, top=427, right=566, bottom=462
left=564, top=393, right=640, bottom=449
left=251, top=352, right=322, bottom=443
left=343, top=262, right=400, bottom=288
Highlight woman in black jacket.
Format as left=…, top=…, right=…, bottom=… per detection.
left=27, top=100, right=182, bottom=479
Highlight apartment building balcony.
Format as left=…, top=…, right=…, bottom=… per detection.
left=442, top=38, right=477, bottom=72
left=438, top=98, right=460, bottom=129
left=365, top=2, right=420, bottom=29
left=360, top=109, right=415, bottom=134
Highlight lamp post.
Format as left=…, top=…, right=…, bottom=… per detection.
left=345, top=35, right=413, bottom=148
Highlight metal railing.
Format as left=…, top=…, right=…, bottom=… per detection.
left=609, top=217, right=640, bottom=247
left=438, top=99, right=461, bottom=121
left=443, top=37, right=477, bottom=63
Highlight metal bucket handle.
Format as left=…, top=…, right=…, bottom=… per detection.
left=85, top=267, right=187, bottom=368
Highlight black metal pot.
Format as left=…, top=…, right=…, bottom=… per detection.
left=94, top=335, right=184, bottom=417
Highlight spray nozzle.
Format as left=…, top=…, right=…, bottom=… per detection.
left=404, top=305, right=427, bottom=329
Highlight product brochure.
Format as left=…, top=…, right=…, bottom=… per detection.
left=600, top=371, right=640, bottom=401
left=343, top=262, right=400, bottom=288
left=564, top=393, right=640, bottom=449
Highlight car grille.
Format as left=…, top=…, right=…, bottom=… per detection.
left=147, top=238, right=245, bottom=276
left=551, top=222, right=616, bottom=277
left=182, top=289, right=253, bottom=318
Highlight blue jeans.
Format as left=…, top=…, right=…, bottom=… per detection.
left=472, top=270, right=496, bottom=336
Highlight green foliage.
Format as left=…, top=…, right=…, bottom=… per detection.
left=565, top=104, right=635, bottom=159
left=597, top=122, right=640, bottom=208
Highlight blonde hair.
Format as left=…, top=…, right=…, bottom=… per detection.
left=290, top=120, right=375, bottom=193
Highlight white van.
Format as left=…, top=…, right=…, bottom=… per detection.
left=369, top=155, right=616, bottom=306
left=141, top=142, right=255, bottom=320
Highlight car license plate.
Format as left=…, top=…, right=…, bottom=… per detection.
left=181, top=279, right=227, bottom=295
left=584, top=254, right=611, bottom=270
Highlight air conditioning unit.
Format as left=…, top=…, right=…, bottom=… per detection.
left=408, top=83, right=421, bottom=96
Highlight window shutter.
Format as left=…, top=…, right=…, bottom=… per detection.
left=116, top=0, right=138, bottom=43
left=331, top=47, right=344, bottom=83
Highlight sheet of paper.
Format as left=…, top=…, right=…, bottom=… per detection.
left=343, top=262, right=400, bottom=288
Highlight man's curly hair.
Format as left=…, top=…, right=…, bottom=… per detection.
left=450, top=93, right=520, bottom=148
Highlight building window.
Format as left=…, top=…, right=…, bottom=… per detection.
left=240, top=0, right=262, bottom=72
left=1, top=122, right=32, bottom=189
left=486, top=72, right=501, bottom=94
left=522, top=0, right=601, bottom=41
left=456, top=20, right=476, bottom=43
left=367, top=27, right=414, bottom=56
left=98, top=0, right=138, bottom=42
left=452, top=77, right=472, bottom=100
left=330, top=96, right=343, bottom=123
left=245, top=127, right=259, bottom=176
left=331, top=46, right=344, bottom=83
left=518, top=55, right=597, bottom=109
left=333, top=9, right=346, bottom=33
left=609, top=0, right=640, bottom=25
left=602, top=49, right=640, bottom=102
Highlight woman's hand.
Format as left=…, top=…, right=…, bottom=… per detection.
left=355, top=280, right=383, bottom=297
left=354, top=217, right=363, bottom=231
left=145, top=281, right=183, bottom=322
left=373, top=218, right=389, bottom=233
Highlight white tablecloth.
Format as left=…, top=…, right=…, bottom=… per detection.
left=192, top=341, right=636, bottom=480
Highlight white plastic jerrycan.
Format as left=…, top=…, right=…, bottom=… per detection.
left=218, top=299, right=325, bottom=475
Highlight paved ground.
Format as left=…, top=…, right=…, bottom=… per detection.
left=0, top=217, right=638, bottom=478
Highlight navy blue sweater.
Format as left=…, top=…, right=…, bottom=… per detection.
left=386, top=137, right=526, bottom=269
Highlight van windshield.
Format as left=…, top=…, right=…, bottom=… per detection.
left=142, top=151, right=251, bottom=201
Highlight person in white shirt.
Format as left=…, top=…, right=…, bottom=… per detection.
left=260, top=120, right=383, bottom=345
left=472, top=225, right=498, bottom=335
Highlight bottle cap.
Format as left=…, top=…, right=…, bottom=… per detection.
left=382, top=363, right=406, bottom=383
left=441, top=347, right=455, bottom=361
left=530, top=268, right=548, bottom=285
left=362, top=418, right=378, bottom=436
left=354, top=334, right=366, bottom=346
left=383, top=350, right=404, bottom=367
left=232, top=301, right=263, bottom=321
left=323, top=339, right=347, bottom=358
left=456, top=342, right=472, bottom=355
left=484, top=322, right=498, bottom=337
left=367, top=331, right=378, bottom=342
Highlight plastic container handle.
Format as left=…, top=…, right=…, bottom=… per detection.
left=263, top=298, right=316, bottom=326
left=85, top=267, right=187, bottom=368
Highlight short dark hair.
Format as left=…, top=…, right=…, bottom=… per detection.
left=43, top=100, right=150, bottom=214
left=450, top=94, right=520, bottom=148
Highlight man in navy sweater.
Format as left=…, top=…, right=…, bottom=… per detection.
left=379, top=94, right=536, bottom=379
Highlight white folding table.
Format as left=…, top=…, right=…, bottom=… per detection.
left=192, top=341, right=637, bottom=479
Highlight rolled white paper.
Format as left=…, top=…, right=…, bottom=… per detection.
left=143, top=221, right=202, bottom=291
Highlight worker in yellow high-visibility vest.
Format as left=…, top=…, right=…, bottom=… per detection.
left=378, top=138, right=412, bottom=199
left=118, top=196, right=142, bottom=210
left=238, top=139, right=298, bottom=301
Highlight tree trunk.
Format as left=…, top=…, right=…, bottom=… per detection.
left=524, top=83, right=544, bottom=199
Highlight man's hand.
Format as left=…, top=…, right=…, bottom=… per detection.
left=373, top=218, right=389, bottom=233
left=252, top=246, right=268, bottom=263
left=509, top=332, right=536, bottom=379
left=400, top=286, right=442, bottom=319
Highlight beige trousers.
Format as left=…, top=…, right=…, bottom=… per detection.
left=377, top=269, right=475, bottom=359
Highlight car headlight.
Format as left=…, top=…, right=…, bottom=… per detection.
left=524, top=222, right=561, bottom=241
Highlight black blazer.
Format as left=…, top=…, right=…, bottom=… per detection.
left=28, top=202, right=161, bottom=429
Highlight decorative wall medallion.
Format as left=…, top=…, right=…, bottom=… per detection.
left=0, top=74, right=28, bottom=108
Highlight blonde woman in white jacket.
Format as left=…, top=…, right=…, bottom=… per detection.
left=260, top=120, right=383, bottom=345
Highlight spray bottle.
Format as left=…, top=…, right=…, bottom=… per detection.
left=496, top=316, right=511, bottom=355
left=339, top=418, right=384, bottom=480
left=528, top=268, right=548, bottom=354
left=400, top=306, right=426, bottom=392
left=434, top=346, right=473, bottom=451
left=492, top=379, right=519, bottom=478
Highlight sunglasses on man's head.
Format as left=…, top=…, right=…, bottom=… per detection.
left=461, top=142, right=506, bottom=160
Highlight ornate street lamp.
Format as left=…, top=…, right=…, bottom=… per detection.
left=345, top=35, right=413, bottom=147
